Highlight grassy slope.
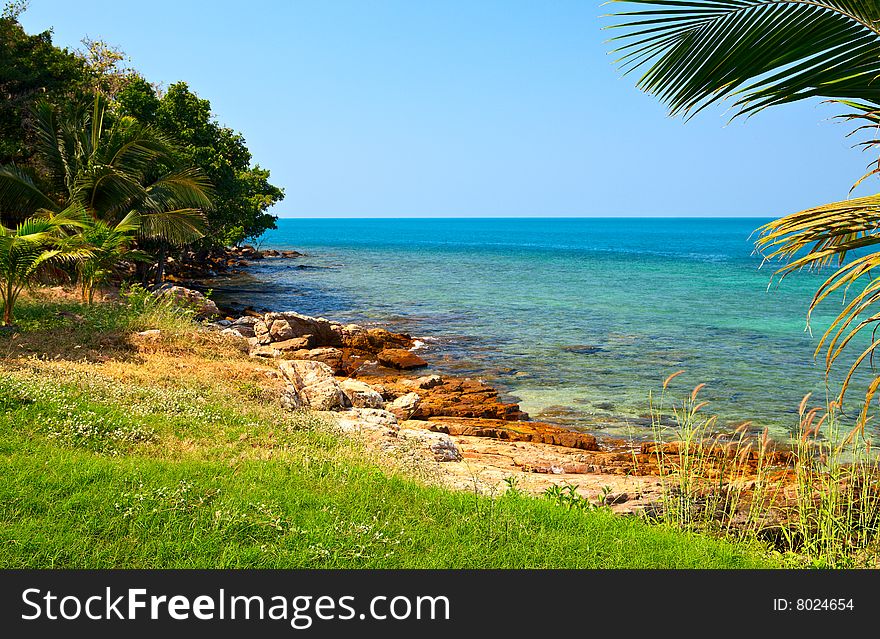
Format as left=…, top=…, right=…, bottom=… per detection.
left=0, top=292, right=776, bottom=568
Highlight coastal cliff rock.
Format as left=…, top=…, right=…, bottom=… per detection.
left=284, top=347, right=346, bottom=373
left=242, top=310, right=419, bottom=376
left=359, top=375, right=528, bottom=421
left=402, top=374, right=443, bottom=390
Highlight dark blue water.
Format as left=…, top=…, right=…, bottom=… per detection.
left=209, top=218, right=870, bottom=438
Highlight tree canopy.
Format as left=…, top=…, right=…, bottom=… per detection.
left=0, top=7, right=283, bottom=246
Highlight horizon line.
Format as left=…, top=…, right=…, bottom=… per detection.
left=270, top=215, right=776, bottom=220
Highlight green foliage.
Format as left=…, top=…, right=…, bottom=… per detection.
left=74, top=213, right=151, bottom=303
left=608, top=1, right=880, bottom=118
left=0, top=209, right=86, bottom=325
left=117, top=81, right=283, bottom=245
left=542, top=483, right=608, bottom=512
left=0, top=13, right=91, bottom=165
left=1, top=15, right=281, bottom=261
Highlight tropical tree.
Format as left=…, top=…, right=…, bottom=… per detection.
left=115, top=79, right=283, bottom=245
left=609, top=0, right=880, bottom=426
left=74, top=212, right=151, bottom=304
left=0, top=207, right=85, bottom=325
left=0, top=94, right=213, bottom=282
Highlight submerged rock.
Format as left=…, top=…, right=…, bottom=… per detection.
left=561, top=345, right=605, bottom=355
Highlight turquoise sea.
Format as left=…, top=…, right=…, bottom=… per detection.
left=209, top=218, right=872, bottom=440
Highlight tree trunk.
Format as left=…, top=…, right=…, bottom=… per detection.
left=3, top=288, right=13, bottom=326
left=154, top=243, right=167, bottom=287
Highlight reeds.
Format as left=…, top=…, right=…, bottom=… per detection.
left=641, top=376, right=880, bottom=567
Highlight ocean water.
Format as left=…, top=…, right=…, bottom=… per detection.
left=207, top=218, right=873, bottom=440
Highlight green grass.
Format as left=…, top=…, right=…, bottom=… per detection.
left=0, top=292, right=778, bottom=568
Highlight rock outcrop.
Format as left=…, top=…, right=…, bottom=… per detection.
left=279, top=360, right=348, bottom=410
left=339, top=379, right=385, bottom=409
left=376, top=348, right=427, bottom=370
left=417, top=417, right=600, bottom=451
left=156, top=285, right=220, bottom=319
left=387, top=392, right=421, bottom=420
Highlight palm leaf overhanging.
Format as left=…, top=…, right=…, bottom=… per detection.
left=608, top=1, right=880, bottom=427
left=606, top=0, right=880, bottom=118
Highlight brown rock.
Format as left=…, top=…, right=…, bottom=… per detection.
left=284, top=347, right=346, bottom=374
left=388, top=392, right=421, bottom=420
left=377, top=349, right=428, bottom=370
left=269, top=319, right=296, bottom=341
left=424, top=417, right=600, bottom=451
left=336, top=325, right=414, bottom=353
left=402, top=374, right=443, bottom=390
left=272, top=335, right=316, bottom=351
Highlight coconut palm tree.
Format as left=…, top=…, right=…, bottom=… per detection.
left=74, top=212, right=151, bottom=304
left=0, top=94, right=213, bottom=281
left=609, top=0, right=880, bottom=425
left=0, top=207, right=86, bottom=325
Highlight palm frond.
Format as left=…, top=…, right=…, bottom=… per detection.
left=137, top=208, right=207, bottom=246
left=0, top=165, right=57, bottom=221
left=607, top=0, right=880, bottom=118
left=144, top=168, right=215, bottom=211
left=755, top=196, right=880, bottom=417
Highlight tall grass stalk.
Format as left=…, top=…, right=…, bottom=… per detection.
left=644, top=376, right=880, bottom=567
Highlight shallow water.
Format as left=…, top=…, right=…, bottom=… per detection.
left=207, top=218, right=873, bottom=439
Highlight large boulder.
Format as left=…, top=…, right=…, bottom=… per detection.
left=398, top=428, right=462, bottom=462
left=279, top=359, right=335, bottom=389
left=280, top=386, right=302, bottom=410
left=337, top=326, right=413, bottom=352
left=336, top=408, right=399, bottom=434
left=339, top=379, right=385, bottom=409
left=269, top=318, right=297, bottom=341
left=377, top=348, right=428, bottom=370
left=388, top=392, right=421, bottom=420
left=283, top=347, right=345, bottom=374
left=300, top=378, right=347, bottom=410
left=273, top=336, right=316, bottom=351
left=264, top=311, right=338, bottom=345
left=155, top=285, right=220, bottom=319
left=278, top=359, right=347, bottom=411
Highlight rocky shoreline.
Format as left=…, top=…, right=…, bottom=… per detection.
left=165, top=250, right=791, bottom=517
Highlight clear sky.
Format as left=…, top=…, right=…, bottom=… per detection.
left=17, top=0, right=876, bottom=218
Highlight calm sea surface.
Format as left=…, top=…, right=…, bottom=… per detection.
left=208, top=218, right=873, bottom=439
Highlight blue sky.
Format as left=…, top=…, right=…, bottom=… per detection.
left=18, top=0, right=876, bottom=217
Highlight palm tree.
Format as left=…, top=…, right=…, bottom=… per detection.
left=74, top=212, right=151, bottom=304
left=0, top=94, right=213, bottom=282
left=0, top=207, right=85, bottom=325
left=609, top=1, right=880, bottom=426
